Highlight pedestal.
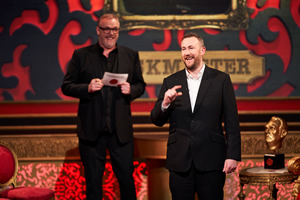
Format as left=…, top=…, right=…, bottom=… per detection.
left=238, top=167, right=298, bottom=200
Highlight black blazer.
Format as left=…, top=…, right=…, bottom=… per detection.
left=61, top=43, right=146, bottom=143
left=151, top=66, right=241, bottom=172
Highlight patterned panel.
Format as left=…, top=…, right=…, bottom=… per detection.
left=1, top=132, right=299, bottom=160
left=16, top=160, right=296, bottom=200
left=0, top=0, right=300, bottom=100
left=241, top=132, right=300, bottom=157
left=18, top=161, right=147, bottom=200
left=1, top=131, right=298, bottom=199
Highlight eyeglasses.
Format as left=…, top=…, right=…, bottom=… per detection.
left=98, top=26, right=119, bottom=34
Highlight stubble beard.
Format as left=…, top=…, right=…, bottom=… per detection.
left=184, top=57, right=201, bottom=72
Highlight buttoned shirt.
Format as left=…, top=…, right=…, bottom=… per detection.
left=186, top=64, right=205, bottom=112
left=162, top=64, right=205, bottom=112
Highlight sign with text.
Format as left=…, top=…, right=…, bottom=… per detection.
left=139, top=51, right=265, bottom=84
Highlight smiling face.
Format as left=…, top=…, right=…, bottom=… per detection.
left=96, top=15, right=120, bottom=50
left=181, top=36, right=206, bottom=72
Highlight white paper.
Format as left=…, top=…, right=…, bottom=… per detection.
left=102, top=72, right=128, bottom=87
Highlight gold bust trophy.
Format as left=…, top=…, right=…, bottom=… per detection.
left=264, top=116, right=288, bottom=169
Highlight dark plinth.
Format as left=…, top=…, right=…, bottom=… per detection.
left=264, top=153, right=285, bottom=169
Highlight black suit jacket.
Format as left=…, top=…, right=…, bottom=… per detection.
left=151, top=66, right=241, bottom=172
left=61, top=43, right=146, bottom=143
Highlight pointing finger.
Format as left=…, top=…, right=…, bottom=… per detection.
left=177, top=92, right=182, bottom=96
left=171, top=85, right=182, bottom=91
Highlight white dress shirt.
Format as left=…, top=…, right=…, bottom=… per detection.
left=162, top=64, right=206, bottom=112
left=186, top=64, right=205, bottom=112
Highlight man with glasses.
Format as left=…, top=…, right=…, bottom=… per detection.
left=61, top=13, right=146, bottom=200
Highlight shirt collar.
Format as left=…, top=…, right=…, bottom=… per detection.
left=186, top=63, right=205, bottom=80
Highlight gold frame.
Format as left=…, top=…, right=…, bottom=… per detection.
left=0, top=143, right=18, bottom=188
left=104, top=0, right=249, bottom=30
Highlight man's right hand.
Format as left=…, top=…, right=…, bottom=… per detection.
left=162, top=85, right=182, bottom=107
left=88, top=78, right=103, bottom=93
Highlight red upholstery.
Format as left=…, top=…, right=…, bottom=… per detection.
left=0, top=144, right=54, bottom=200
left=0, top=146, right=16, bottom=185
left=0, top=187, right=54, bottom=200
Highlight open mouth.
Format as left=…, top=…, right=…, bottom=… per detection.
left=185, top=56, right=194, bottom=61
left=106, top=36, right=115, bottom=40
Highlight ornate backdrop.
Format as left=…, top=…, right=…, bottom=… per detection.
left=0, top=0, right=300, bottom=199
left=0, top=0, right=300, bottom=100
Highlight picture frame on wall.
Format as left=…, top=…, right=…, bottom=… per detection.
left=104, top=0, right=249, bottom=30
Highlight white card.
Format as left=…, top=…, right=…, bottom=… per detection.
left=102, top=72, right=128, bottom=87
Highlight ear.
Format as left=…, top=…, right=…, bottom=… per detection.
left=96, top=27, right=100, bottom=35
left=200, top=46, right=206, bottom=55
left=281, top=130, right=288, bottom=138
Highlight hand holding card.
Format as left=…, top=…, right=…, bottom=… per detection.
left=102, top=72, right=128, bottom=87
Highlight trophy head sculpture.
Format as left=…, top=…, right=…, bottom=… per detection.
left=265, top=116, right=288, bottom=152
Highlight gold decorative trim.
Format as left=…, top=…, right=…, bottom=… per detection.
left=288, top=157, right=300, bottom=175
left=241, top=131, right=300, bottom=156
left=0, top=134, right=80, bottom=161
left=239, top=173, right=297, bottom=186
left=0, top=130, right=299, bottom=161
left=0, top=143, right=18, bottom=188
left=104, top=0, right=249, bottom=30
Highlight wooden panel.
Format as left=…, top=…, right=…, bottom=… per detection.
left=0, top=111, right=299, bottom=161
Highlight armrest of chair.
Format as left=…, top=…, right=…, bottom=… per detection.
left=287, top=156, right=300, bottom=200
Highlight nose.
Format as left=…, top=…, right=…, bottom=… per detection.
left=184, top=49, right=190, bottom=55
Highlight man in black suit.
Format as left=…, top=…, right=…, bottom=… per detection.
left=61, top=13, right=146, bottom=200
left=151, top=32, right=241, bottom=199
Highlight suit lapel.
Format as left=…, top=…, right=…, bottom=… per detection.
left=88, top=44, right=105, bottom=78
left=176, top=70, right=193, bottom=116
left=192, top=66, right=212, bottom=114
left=116, top=47, right=127, bottom=73
left=86, top=44, right=106, bottom=100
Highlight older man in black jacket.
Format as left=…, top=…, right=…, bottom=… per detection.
left=61, top=13, right=145, bottom=200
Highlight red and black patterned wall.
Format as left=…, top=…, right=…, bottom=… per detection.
left=1, top=0, right=300, bottom=199
left=0, top=0, right=300, bottom=101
